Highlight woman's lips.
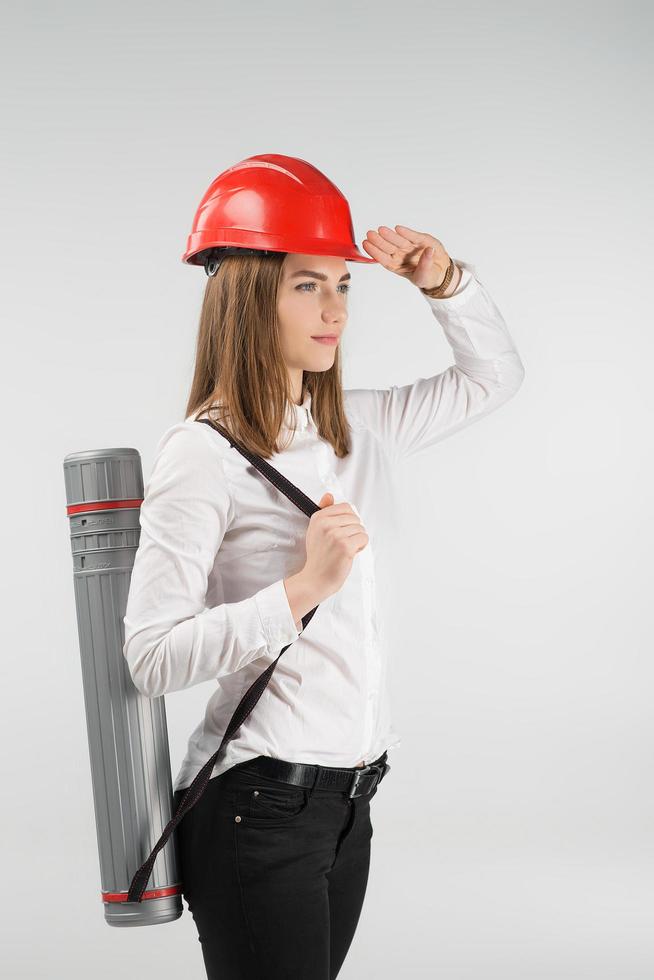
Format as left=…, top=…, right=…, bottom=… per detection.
left=312, top=336, right=339, bottom=345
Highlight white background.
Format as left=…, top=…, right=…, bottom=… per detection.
left=1, top=1, right=651, bottom=977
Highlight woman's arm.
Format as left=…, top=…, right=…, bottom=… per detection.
left=122, top=423, right=301, bottom=698
left=344, top=257, right=525, bottom=463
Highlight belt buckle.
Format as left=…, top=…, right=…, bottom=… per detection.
left=348, top=763, right=381, bottom=798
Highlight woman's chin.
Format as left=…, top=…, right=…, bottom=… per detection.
left=305, top=352, right=336, bottom=370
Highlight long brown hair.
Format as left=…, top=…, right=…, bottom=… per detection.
left=185, top=252, right=353, bottom=459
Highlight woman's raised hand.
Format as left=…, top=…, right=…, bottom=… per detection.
left=361, top=223, right=453, bottom=292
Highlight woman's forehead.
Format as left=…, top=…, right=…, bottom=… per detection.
left=283, top=253, right=349, bottom=276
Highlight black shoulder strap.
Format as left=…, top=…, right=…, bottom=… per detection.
left=195, top=416, right=320, bottom=520
left=127, top=415, right=322, bottom=903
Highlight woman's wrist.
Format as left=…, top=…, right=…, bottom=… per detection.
left=283, top=571, right=323, bottom=630
left=419, top=258, right=462, bottom=299
left=438, top=262, right=462, bottom=297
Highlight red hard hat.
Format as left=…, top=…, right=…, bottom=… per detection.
left=182, top=153, right=375, bottom=274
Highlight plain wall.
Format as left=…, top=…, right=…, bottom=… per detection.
left=1, top=1, right=651, bottom=977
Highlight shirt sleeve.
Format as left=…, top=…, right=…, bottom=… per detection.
left=344, top=258, right=526, bottom=463
left=122, top=422, right=301, bottom=698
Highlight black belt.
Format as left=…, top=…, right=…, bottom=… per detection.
left=232, top=751, right=391, bottom=799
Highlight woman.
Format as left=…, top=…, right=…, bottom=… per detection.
left=122, top=154, right=525, bottom=979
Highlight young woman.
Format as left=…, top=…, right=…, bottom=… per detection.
left=123, top=155, right=525, bottom=979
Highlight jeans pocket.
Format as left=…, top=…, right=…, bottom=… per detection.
left=233, top=772, right=310, bottom=824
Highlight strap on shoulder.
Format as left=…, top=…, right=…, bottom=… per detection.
left=195, top=416, right=320, bottom=520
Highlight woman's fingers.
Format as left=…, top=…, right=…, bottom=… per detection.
left=361, top=237, right=393, bottom=266
left=394, top=224, right=437, bottom=247
left=378, top=225, right=415, bottom=249
left=365, top=228, right=400, bottom=255
left=362, top=224, right=443, bottom=280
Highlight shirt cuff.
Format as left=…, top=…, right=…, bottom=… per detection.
left=253, top=578, right=302, bottom=650
left=421, top=257, right=481, bottom=310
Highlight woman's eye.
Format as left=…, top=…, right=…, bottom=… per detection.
left=296, top=282, right=350, bottom=294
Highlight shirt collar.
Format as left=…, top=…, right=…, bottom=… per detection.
left=283, top=388, right=315, bottom=434
left=202, top=390, right=315, bottom=435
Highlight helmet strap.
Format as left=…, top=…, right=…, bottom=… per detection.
left=203, top=246, right=279, bottom=277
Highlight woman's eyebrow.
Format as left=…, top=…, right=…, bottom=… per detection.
left=289, top=270, right=351, bottom=282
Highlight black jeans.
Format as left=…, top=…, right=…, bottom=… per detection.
left=173, top=754, right=385, bottom=979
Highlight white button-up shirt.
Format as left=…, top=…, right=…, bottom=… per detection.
left=122, top=259, right=525, bottom=792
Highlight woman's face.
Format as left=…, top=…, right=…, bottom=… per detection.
left=277, top=253, right=350, bottom=375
